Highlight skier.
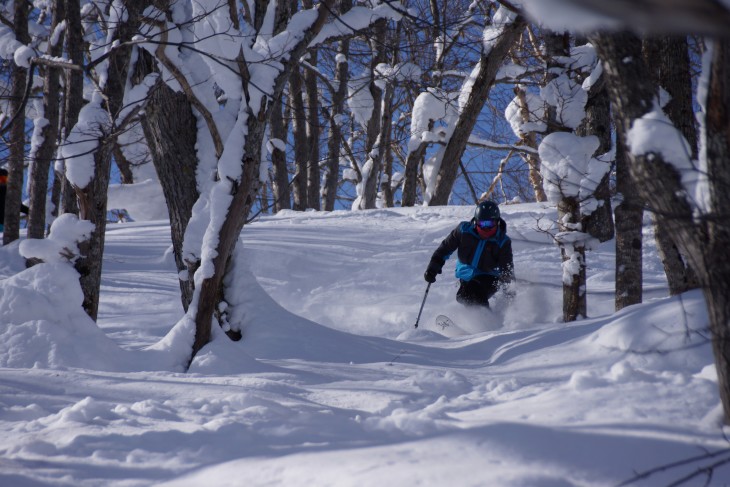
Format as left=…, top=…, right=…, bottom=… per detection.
left=424, top=200, right=514, bottom=308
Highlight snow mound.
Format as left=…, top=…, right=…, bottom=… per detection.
left=0, top=263, right=130, bottom=370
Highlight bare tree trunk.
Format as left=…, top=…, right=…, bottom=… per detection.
left=27, top=0, right=65, bottom=241
left=614, top=129, right=644, bottom=310
left=703, top=38, right=730, bottom=425
left=646, top=36, right=700, bottom=294
left=359, top=19, right=387, bottom=210
left=322, top=37, right=349, bottom=211
left=545, top=31, right=588, bottom=321
left=3, top=0, right=30, bottom=245
left=73, top=0, right=146, bottom=320
left=303, top=36, right=321, bottom=210
left=593, top=32, right=730, bottom=423
left=59, top=0, right=84, bottom=217
left=559, top=197, right=587, bottom=321
left=290, top=68, right=308, bottom=211
left=577, top=77, right=614, bottom=243
left=401, top=130, right=430, bottom=207
left=429, top=15, right=526, bottom=206
left=270, top=97, right=291, bottom=212
left=141, top=81, right=199, bottom=311
left=514, top=86, right=546, bottom=202
left=112, top=144, right=135, bottom=184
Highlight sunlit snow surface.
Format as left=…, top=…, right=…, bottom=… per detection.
left=0, top=203, right=726, bottom=486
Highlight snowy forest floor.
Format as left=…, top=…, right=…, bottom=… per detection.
left=1, top=202, right=728, bottom=486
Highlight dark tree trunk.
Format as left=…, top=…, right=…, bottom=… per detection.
left=703, top=39, right=730, bottom=425
left=59, top=0, right=84, bottom=217
left=401, top=130, right=431, bottom=207
left=290, top=68, right=308, bottom=211
left=304, top=42, right=321, bottom=210
left=614, top=130, right=644, bottom=310
left=322, top=38, right=349, bottom=211
left=27, top=0, right=65, bottom=241
left=73, top=0, right=146, bottom=320
left=596, top=34, right=647, bottom=311
left=3, top=0, right=30, bottom=245
left=141, top=81, right=199, bottom=312
left=429, top=15, right=525, bottom=206
left=113, top=144, right=135, bottom=184
left=645, top=36, right=700, bottom=295
left=270, top=98, right=291, bottom=212
left=577, top=76, right=614, bottom=243
left=559, top=197, right=587, bottom=321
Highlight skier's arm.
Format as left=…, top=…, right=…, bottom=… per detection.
left=424, top=226, right=461, bottom=282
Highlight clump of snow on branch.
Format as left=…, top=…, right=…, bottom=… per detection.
left=626, top=105, right=704, bottom=210
left=505, top=90, right=546, bottom=137
left=59, top=92, right=108, bottom=189
left=19, top=214, right=95, bottom=264
left=348, top=75, right=374, bottom=129
left=538, top=132, right=610, bottom=210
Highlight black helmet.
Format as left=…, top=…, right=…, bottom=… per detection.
left=474, top=200, right=500, bottom=221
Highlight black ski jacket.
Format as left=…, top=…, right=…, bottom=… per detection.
left=428, top=218, right=514, bottom=284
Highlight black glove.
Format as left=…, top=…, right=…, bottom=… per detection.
left=424, top=258, right=443, bottom=283
left=424, top=269, right=437, bottom=283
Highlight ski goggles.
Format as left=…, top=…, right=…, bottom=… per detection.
left=477, top=219, right=497, bottom=229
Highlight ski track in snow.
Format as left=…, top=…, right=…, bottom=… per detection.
left=1, top=203, right=728, bottom=486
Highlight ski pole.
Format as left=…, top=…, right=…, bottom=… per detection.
left=414, top=282, right=431, bottom=329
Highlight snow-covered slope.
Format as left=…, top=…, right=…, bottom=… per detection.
left=0, top=203, right=726, bottom=486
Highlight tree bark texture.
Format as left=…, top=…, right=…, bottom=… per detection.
left=514, top=86, right=546, bottom=202
left=644, top=36, right=700, bottom=294
left=27, top=0, right=65, bottom=241
left=359, top=20, right=387, bottom=210
left=614, top=131, right=644, bottom=310
left=270, top=98, right=291, bottom=212
left=322, top=39, right=349, bottom=211
left=3, top=0, right=30, bottom=245
left=59, top=0, right=83, bottom=216
left=429, top=15, right=526, bottom=206
left=142, top=81, right=199, bottom=312
left=73, top=0, right=147, bottom=320
left=577, top=78, right=614, bottom=243
left=304, top=48, right=321, bottom=210
left=290, top=67, right=308, bottom=211
left=703, top=39, right=730, bottom=426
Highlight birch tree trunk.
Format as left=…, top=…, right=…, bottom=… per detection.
left=358, top=19, right=387, bottom=210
